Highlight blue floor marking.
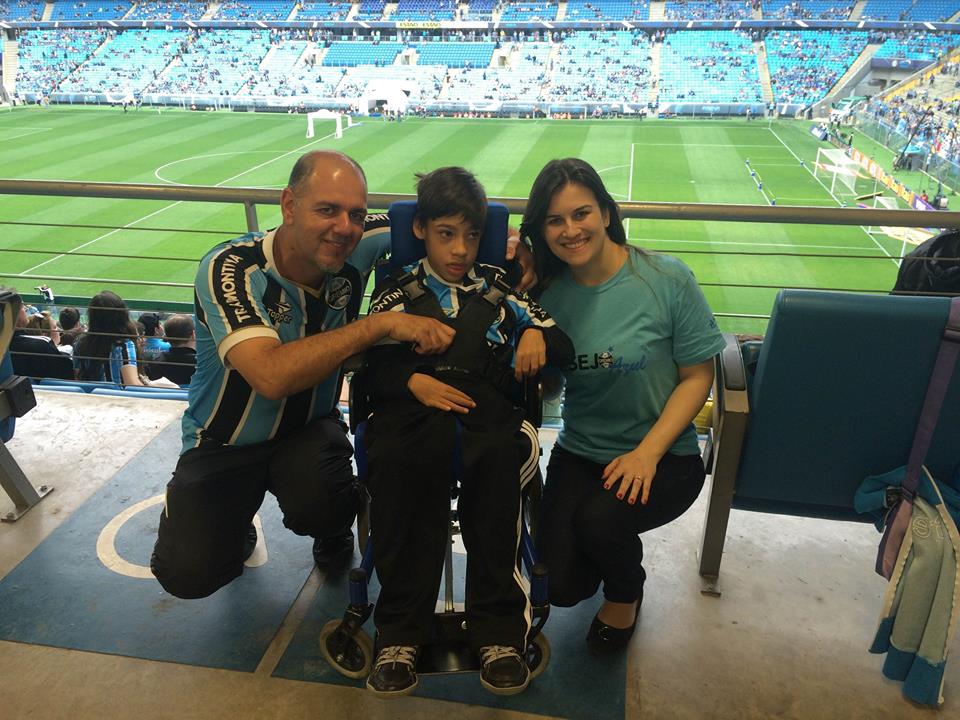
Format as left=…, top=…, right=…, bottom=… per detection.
left=0, top=422, right=314, bottom=671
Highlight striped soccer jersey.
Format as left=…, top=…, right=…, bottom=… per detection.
left=180, top=215, right=389, bottom=453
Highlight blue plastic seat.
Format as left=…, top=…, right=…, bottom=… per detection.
left=700, top=290, right=960, bottom=589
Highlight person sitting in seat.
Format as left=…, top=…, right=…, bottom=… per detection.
left=0, top=287, right=74, bottom=380
left=146, top=314, right=197, bottom=386
left=362, top=167, right=574, bottom=698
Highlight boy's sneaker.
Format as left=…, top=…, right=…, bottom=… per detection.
left=366, top=645, right=419, bottom=697
left=479, top=645, right=530, bottom=696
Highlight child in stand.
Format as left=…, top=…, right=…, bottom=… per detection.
left=362, top=167, right=573, bottom=697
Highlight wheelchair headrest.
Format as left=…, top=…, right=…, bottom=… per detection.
left=386, top=200, right=510, bottom=271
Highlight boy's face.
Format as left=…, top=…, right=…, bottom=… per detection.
left=414, top=214, right=482, bottom=284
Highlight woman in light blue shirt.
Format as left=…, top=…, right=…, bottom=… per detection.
left=523, top=158, right=726, bottom=653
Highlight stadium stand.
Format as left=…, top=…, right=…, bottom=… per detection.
left=413, top=41, right=496, bottom=68
left=336, top=64, right=447, bottom=103
left=903, top=0, right=958, bottom=22
left=498, top=1, right=559, bottom=22
left=762, top=1, right=853, bottom=19
left=663, top=0, right=751, bottom=20
left=213, top=0, right=293, bottom=20
left=58, top=29, right=188, bottom=96
left=547, top=30, right=651, bottom=104
left=858, top=0, right=911, bottom=21
left=461, top=0, right=496, bottom=19
left=243, top=39, right=311, bottom=97
left=295, top=0, right=353, bottom=20
left=657, top=30, right=763, bottom=104
left=15, top=28, right=108, bottom=95
left=0, top=0, right=45, bottom=20
left=147, top=29, right=272, bottom=96
left=874, top=32, right=960, bottom=62
left=49, top=1, right=133, bottom=20
left=765, top=29, right=869, bottom=107
left=444, top=41, right=550, bottom=102
left=563, top=0, right=650, bottom=21
left=126, top=1, right=208, bottom=20
left=391, top=0, right=457, bottom=20
left=321, top=40, right=403, bottom=67
left=352, top=0, right=386, bottom=19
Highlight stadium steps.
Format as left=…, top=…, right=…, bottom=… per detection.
left=648, top=0, right=665, bottom=21
left=812, top=42, right=880, bottom=117
left=383, top=2, right=397, bottom=19
left=555, top=1, right=566, bottom=20
left=849, top=0, right=867, bottom=21
left=203, top=3, right=219, bottom=19
left=751, top=3, right=761, bottom=19
left=951, top=9, right=960, bottom=22
left=647, top=40, right=661, bottom=105
left=754, top=41, right=774, bottom=104
left=2, top=40, right=18, bottom=94
left=41, top=2, right=52, bottom=20
left=287, top=4, right=298, bottom=19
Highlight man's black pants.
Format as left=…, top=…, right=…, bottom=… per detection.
left=151, top=414, right=357, bottom=599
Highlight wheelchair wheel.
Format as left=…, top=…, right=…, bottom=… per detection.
left=319, top=619, right=374, bottom=679
left=526, top=633, right=550, bottom=679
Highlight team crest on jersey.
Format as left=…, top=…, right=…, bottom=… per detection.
left=327, top=276, right=352, bottom=310
left=268, top=300, right=293, bottom=324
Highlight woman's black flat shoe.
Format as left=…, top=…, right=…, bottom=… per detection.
left=586, top=601, right=641, bottom=654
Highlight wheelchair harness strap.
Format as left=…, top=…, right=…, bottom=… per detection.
left=390, top=266, right=516, bottom=393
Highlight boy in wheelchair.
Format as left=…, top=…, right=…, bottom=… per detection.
left=362, top=167, right=573, bottom=697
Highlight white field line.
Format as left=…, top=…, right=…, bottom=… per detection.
left=0, top=128, right=53, bottom=142
left=18, top=124, right=351, bottom=276
left=765, top=126, right=899, bottom=267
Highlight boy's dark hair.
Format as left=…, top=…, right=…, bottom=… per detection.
left=414, top=167, right=487, bottom=231
left=138, top=312, right=163, bottom=336
left=59, top=306, right=81, bottom=331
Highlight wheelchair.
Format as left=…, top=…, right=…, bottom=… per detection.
left=318, top=201, right=552, bottom=684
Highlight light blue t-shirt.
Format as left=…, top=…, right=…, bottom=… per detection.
left=539, top=251, right=725, bottom=464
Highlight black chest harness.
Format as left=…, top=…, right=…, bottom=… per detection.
left=390, top=266, right=516, bottom=392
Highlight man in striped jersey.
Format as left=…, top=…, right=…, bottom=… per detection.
left=150, top=151, right=455, bottom=600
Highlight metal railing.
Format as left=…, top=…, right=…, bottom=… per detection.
left=2, top=178, right=958, bottom=232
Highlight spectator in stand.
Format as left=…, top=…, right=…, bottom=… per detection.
left=58, top=306, right=84, bottom=352
left=1, top=286, right=74, bottom=380
left=147, top=314, right=196, bottom=386
left=74, top=290, right=147, bottom=386
left=138, top=312, right=171, bottom=364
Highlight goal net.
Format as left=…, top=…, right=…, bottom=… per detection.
left=813, top=148, right=863, bottom=197
left=305, top=110, right=353, bottom=139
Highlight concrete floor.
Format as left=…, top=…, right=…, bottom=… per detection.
left=0, top=390, right=955, bottom=719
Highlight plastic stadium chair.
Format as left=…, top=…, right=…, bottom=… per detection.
left=0, top=289, right=52, bottom=521
left=699, top=290, right=960, bottom=594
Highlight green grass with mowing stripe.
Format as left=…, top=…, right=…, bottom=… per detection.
left=0, top=107, right=909, bottom=333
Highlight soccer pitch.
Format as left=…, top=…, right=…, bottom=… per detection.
left=1, top=106, right=907, bottom=334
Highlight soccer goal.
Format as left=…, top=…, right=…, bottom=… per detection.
left=305, top=110, right=353, bottom=139
left=813, top=148, right=863, bottom=198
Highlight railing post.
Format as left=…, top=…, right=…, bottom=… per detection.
left=243, top=201, right=259, bottom=233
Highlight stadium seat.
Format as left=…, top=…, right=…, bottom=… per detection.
left=699, top=290, right=960, bottom=591
left=0, top=290, right=52, bottom=522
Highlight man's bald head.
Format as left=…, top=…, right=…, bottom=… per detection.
left=287, top=151, right=367, bottom=195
